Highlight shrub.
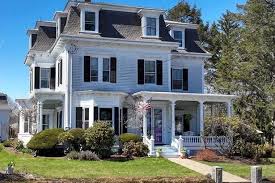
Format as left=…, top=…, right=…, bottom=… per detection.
left=195, top=149, right=220, bottom=162
left=119, top=133, right=142, bottom=144
left=85, top=122, right=115, bottom=158
left=122, top=141, right=149, bottom=157
left=15, top=141, right=24, bottom=151
left=0, top=144, right=4, bottom=152
left=66, top=151, right=80, bottom=160
left=69, top=128, right=86, bottom=151
left=20, top=148, right=32, bottom=154
left=79, top=151, right=100, bottom=161
left=3, top=140, right=14, bottom=147
left=27, top=128, right=64, bottom=152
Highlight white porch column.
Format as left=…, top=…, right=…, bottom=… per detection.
left=171, top=100, right=176, bottom=140
left=199, top=101, right=204, bottom=135
left=19, top=111, right=25, bottom=134
left=37, top=101, right=43, bottom=132
left=227, top=101, right=232, bottom=117
left=143, top=108, right=147, bottom=138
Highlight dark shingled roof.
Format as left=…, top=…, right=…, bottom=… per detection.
left=63, top=7, right=175, bottom=42
left=31, top=26, right=56, bottom=51
left=185, top=29, right=205, bottom=53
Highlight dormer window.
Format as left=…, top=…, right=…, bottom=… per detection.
left=80, top=4, right=100, bottom=33
left=146, top=17, right=157, bottom=36
left=85, top=11, right=95, bottom=31
left=173, top=31, right=183, bottom=47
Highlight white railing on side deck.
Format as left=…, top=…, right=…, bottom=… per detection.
left=175, top=136, right=229, bottom=150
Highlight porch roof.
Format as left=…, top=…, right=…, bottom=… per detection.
left=133, top=91, right=237, bottom=103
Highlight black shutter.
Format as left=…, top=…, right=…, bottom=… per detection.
left=114, top=107, right=119, bottom=135
left=156, top=60, right=163, bottom=85
left=84, top=56, right=91, bottom=82
left=110, top=57, right=117, bottom=83
left=50, top=67, right=56, bottom=89
left=35, top=67, right=40, bottom=89
left=94, top=107, right=98, bottom=121
left=183, top=68, right=189, bottom=91
left=76, top=107, right=83, bottom=128
left=122, top=108, right=128, bottom=133
left=138, top=59, right=144, bottom=84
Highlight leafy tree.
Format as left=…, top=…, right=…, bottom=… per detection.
left=167, top=0, right=202, bottom=24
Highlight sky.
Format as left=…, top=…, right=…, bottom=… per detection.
left=0, top=0, right=246, bottom=100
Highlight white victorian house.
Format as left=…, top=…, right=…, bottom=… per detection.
left=19, top=0, right=236, bottom=155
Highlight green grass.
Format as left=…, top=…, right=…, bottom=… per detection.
left=0, top=150, right=199, bottom=179
left=200, top=158, right=275, bottom=179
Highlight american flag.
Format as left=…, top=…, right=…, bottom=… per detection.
left=137, top=98, right=152, bottom=113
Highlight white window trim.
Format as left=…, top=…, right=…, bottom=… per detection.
left=144, top=60, right=157, bottom=85
left=40, top=68, right=51, bottom=89
left=103, top=58, right=111, bottom=83
left=141, top=15, right=160, bottom=38
left=170, top=28, right=185, bottom=49
left=80, top=8, right=100, bottom=34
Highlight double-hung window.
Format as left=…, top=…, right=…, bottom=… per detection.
left=173, top=31, right=183, bottom=47
left=42, top=114, right=50, bottom=130
left=84, top=108, right=89, bottom=129
left=85, top=12, right=95, bottom=31
left=91, top=57, right=98, bottom=82
left=40, top=68, right=50, bottom=88
left=146, top=17, right=157, bottom=36
left=145, top=61, right=156, bottom=84
left=172, top=69, right=183, bottom=90
left=103, top=58, right=110, bottom=82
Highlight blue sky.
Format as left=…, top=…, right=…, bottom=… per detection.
left=0, top=0, right=246, bottom=99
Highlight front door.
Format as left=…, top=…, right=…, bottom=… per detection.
left=154, top=109, right=163, bottom=144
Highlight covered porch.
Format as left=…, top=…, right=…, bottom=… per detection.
left=133, top=91, right=236, bottom=156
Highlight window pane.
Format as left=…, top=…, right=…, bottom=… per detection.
left=41, top=68, right=50, bottom=88
left=173, top=69, right=182, bottom=80
left=174, top=31, right=183, bottom=47
left=100, top=108, right=112, bottom=121
left=145, top=73, right=156, bottom=84
left=85, top=108, right=89, bottom=121
left=85, top=12, right=95, bottom=31
left=103, top=58, right=110, bottom=82
left=145, top=61, right=155, bottom=72
left=103, top=71, right=110, bottom=82
left=42, top=115, right=49, bottom=131
left=146, top=17, right=156, bottom=36
left=91, top=57, right=98, bottom=82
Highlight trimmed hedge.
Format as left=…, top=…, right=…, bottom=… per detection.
left=85, top=122, right=115, bottom=158
left=119, top=133, right=142, bottom=144
left=69, top=128, right=86, bottom=150
left=27, top=128, right=64, bottom=150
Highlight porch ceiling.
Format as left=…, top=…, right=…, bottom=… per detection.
left=133, top=91, right=237, bottom=103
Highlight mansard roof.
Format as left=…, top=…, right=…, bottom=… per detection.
left=28, top=3, right=207, bottom=54
left=31, top=26, right=56, bottom=52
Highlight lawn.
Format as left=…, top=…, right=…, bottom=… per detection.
left=200, top=158, right=275, bottom=180
left=0, top=150, right=199, bottom=179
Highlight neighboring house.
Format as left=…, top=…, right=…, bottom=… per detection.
left=0, top=93, right=10, bottom=141
left=19, top=0, right=236, bottom=155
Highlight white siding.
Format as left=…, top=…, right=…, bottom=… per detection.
left=72, top=46, right=171, bottom=93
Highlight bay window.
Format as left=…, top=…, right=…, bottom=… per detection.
left=145, top=61, right=156, bottom=84
left=40, top=68, right=50, bottom=88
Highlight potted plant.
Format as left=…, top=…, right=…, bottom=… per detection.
left=180, top=148, right=187, bottom=159
left=156, top=148, right=162, bottom=158
left=6, top=161, right=15, bottom=174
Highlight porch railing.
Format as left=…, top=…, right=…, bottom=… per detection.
left=143, top=135, right=155, bottom=156
left=173, top=136, right=230, bottom=151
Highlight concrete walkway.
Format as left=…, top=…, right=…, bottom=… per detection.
left=168, top=158, right=250, bottom=183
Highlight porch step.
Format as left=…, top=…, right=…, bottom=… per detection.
left=155, top=145, right=179, bottom=158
